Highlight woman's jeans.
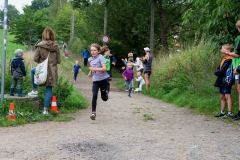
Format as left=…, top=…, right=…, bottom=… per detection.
left=31, top=68, right=38, bottom=90
left=32, top=68, right=52, bottom=108
left=92, top=79, right=109, bottom=112
left=44, top=86, right=52, bottom=108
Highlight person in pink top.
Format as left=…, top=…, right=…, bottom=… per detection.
left=122, top=62, right=134, bottom=97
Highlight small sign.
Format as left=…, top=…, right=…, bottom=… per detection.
left=102, top=35, right=110, bottom=43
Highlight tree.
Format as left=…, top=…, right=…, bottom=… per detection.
left=30, top=0, right=52, bottom=10
left=52, top=4, right=87, bottom=43
left=10, top=7, right=50, bottom=45
left=182, top=0, right=240, bottom=44
left=70, top=0, right=90, bottom=9
left=0, top=5, right=19, bottom=27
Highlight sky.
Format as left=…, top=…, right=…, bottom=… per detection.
left=0, top=0, right=33, bottom=13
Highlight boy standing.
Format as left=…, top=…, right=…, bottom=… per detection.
left=82, top=48, right=90, bottom=67
left=214, top=44, right=234, bottom=118
left=10, top=49, right=26, bottom=97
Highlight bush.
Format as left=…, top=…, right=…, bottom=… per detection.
left=63, top=88, right=88, bottom=111
left=69, top=37, right=88, bottom=54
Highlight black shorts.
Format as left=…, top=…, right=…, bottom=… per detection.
left=219, top=85, right=232, bottom=94
left=144, top=71, right=151, bottom=76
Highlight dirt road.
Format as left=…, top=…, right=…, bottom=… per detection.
left=0, top=71, right=240, bottom=160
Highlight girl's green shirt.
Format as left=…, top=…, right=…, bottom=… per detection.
left=232, top=35, right=240, bottom=69
left=105, top=56, right=111, bottom=71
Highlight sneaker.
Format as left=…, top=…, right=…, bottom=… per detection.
left=233, top=115, right=240, bottom=121
left=28, top=90, right=38, bottom=97
left=227, top=113, right=234, bottom=118
left=215, top=112, right=225, bottom=118
left=134, top=88, right=140, bottom=92
left=43, top=108, right=48, bottom=115
left=90, top=112, right=96, bottom=120
left=43, top=110, right=49, bottom=115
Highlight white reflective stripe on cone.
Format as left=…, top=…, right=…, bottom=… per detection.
left=51, top=102, right=57, bottom=106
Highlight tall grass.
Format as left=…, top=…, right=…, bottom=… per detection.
left=144, top=42, right=238, bottom=115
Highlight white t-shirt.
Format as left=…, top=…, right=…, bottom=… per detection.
left=134, top=57, right=143, bottom=71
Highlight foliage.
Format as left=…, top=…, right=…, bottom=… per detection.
left=0, top=5, right=19, bottom=27
left=52, top=4, right=87, bottom=44
left=30, top=0, right=52, bottom=10
left=70, top=37, right=88, bottom=54
left=10, top=7, right=50, bottom=45
left=63, top=88, right=88, bottom=111
left=182, top=0, right=240, bottom=44
left=70, top=0, right=90, bottom=9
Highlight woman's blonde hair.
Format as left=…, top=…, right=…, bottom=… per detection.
left=42, top=27, right=55, bottom=41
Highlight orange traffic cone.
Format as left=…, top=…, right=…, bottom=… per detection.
left=50, top=96, right=58, bottom=113
left=7, top=102, right=16, bottom=120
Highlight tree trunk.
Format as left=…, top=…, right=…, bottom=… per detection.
left=104, top=0, right=109, bottom=35
left=158, top=0, right=169, bottom=54
left=150, top=0, right=155, bottom=54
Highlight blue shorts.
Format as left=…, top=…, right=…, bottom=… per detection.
left=219, top=85, right=232, bottom=94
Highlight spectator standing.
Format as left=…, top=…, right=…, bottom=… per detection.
left=142, top=47, right=153, bottom=90
left=9, top=49, right=26, bottom=97
left=225, top=20, right=240, bottom=120
left=214, top=44, right=234, bottom=118
left=82, top=48, right=90, bottom=67
left=32, top=27, right=61, bottom=115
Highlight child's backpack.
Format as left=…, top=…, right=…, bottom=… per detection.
left=225, top=63, right=233, bottom=85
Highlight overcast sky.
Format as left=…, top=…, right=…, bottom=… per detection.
left=1, top=0, right=33, bottom=13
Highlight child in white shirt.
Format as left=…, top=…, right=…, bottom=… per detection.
left=134, top=71, right=145, bottom=92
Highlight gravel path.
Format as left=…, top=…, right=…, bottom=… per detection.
left=0, top=71, right=240, bottom=160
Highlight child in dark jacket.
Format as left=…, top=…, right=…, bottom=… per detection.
left=214, top=44, right=234, bottom=118
left=122, top=62, right=134, bottom=97
left=10, top=49, right=26, bottom=97
left=73, top=60, right=81, bottom=82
